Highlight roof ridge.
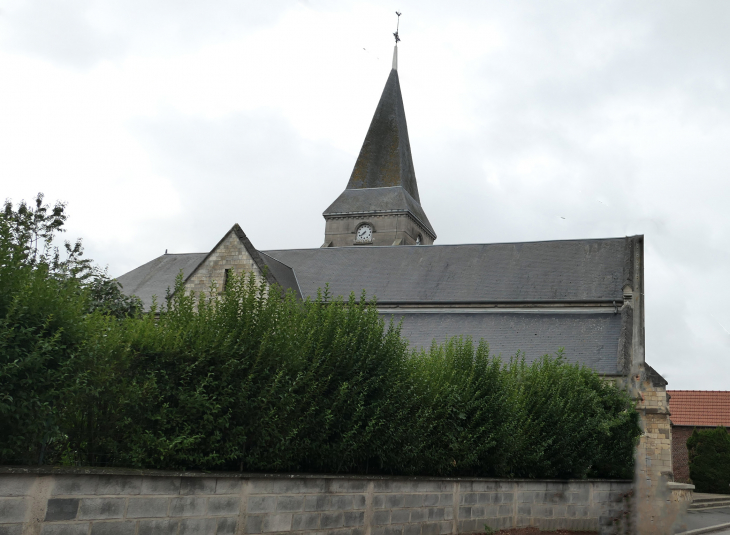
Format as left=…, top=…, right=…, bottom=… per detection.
left=668, top=390, right=730, bottom=393
left=262, top=235, right=635, bottom=254
left=182, top=223, right=280, bottom=288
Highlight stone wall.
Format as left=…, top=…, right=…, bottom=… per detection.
left=323, top=213, right=433, bottom=247
left=185, top=230, right=264, bottom=296
left=631, top=363, right=694, bottom=534
left=0, top=469, right=632, bottom=535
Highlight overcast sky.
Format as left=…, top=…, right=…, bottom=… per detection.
left=2, top=1, right=729, bottom=389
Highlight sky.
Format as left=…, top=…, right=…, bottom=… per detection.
left=2, top=0, right=729, bottom=389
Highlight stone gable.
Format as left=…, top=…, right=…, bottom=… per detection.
left=184, top=230, right=265, bottom=296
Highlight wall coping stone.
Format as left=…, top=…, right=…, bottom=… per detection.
left=0, top=466, right=632, bottom=483
left=667, top=482, right=695, bottom=490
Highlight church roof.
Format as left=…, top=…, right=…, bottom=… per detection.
left=119, top=237, right=628, bottom=307
left=116, top=252, right=208, bottom=308
left=263, top=237, right=632, bottom=375
left=383, top=311, right=623, bottom=374
left=262, top=237, right=628, bottom=304
left=323, top=186, right=436, bottom=238
left=116, top=236, right=636, bottom=376
left=258, top=251, right=302, bottom=300
left=116, top=249, right=302, bottom=308
left=323, top=55, right=436, bottom=239
left=345, top=67, right=420, bottom=201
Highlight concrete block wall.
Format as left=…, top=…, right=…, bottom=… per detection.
left=0, top=469, right=632, bottom=535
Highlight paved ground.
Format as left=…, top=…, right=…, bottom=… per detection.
left=682, top=506, right=730, bottom=533
left=695, top=493, right=730, bottom=501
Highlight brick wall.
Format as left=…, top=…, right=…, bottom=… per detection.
left=672, top=426, right=694, bottom=484
left=671, top=425, right=730, bottom=485
left=0, top=469, right=632, bottom=535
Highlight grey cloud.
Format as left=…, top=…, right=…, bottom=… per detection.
left=399, top=0, right=730, bottom=387
left=1, top=0, right=295, bottom=68
left=1, top=1, right=126, bottom=68
left=25, top=0, right=727, bottom=387
left=108, top=109, right=352, bottom=272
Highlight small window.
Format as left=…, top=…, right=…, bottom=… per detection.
left=416, top=234, right=422, bottom=245
left=224, top=268, right=232, bottom=290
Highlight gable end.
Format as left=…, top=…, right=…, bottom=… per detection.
left=184, top=224, right=278, bottom=295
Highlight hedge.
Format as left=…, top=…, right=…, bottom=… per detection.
left=0, top=194, right=641, bottom=478
left=688, top=426, right=730, bottom=494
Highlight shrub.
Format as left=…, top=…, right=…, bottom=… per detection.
left=687, top=426, right=730, bottom=494
left=0, top=194, right=141, bottom=465
left=0, top=195, right=88, bottom=464
left=48, top=272, right=640, bottom=478
left=1, top=194, right=641, bottom=478
left=89, top=274, right=414, bottom=473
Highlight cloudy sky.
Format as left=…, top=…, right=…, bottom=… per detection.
left=2, top=0, right=729, bottom=388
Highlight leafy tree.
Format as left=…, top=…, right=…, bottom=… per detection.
left=0, top=194, right=140, bottom=464
left=0, top=194, right=85, bottom=463
left=688, top=426, right=730, bottom=494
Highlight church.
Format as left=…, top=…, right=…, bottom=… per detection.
left=118, top=45, right=646, bottom=381
left=117, top=44, right=691, bottom=532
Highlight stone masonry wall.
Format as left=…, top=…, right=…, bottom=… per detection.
left=0, top=469, right=632, bottom=535
left=631, top=363, right=694, bottom=534
left=185, top=232, right=264, bottom=296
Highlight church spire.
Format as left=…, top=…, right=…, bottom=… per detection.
left=344, top=61, right=421, bottom=201
left=321, top=16, right=436, bottom=247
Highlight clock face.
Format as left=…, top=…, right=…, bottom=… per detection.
left=356, top=224, right=373, bottom=242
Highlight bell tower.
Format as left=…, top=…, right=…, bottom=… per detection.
left=322, top=44, right=436, bottom=247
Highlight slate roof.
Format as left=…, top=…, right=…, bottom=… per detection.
left=262, top=237, right=628, bottom=303
left=383, top=311, right=623, bottom=375
left=259, top=252, right=302, bottom=300
left=116, top=236, right=632, bottom=375
left=116, top=253, right=207, bottom=308
left=182, top=224, right=302, bottom=299
left=324, top=186, right=436, bottom=238
left=346, top=68, right=420, bottom=201
left=668, top=391, right=730, bottom=427
left=323, top=64, right=436, bottom=239
left=116, top=248, right=303, bottom=309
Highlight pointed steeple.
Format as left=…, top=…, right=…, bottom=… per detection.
left=322, top=47, right=436, bottom=247
left=346, top=46, right=420, bottom=202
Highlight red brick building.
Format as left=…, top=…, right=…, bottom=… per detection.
left=668, top=390, right=730, bottom=483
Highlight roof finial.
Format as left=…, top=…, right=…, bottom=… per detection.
left=392, top=11, right=401, bottom=70
left=393, top=11, right=401, bottom=45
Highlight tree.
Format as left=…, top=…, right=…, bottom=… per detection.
left=0, top=193, right=140, bottom=464
left=687, top=426, right=730, bottom=494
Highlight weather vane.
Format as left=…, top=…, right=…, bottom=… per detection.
left=393, top=11, right=401, bottom=45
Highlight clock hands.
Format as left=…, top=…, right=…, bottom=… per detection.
left=357, top=224, right=372, bottom=241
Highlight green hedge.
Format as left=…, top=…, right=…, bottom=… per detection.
left=0, top=195, right=641, bottom=478
left=2, top=271, right=639, bottom=478
left=688, top=427, right=730, bottom=494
